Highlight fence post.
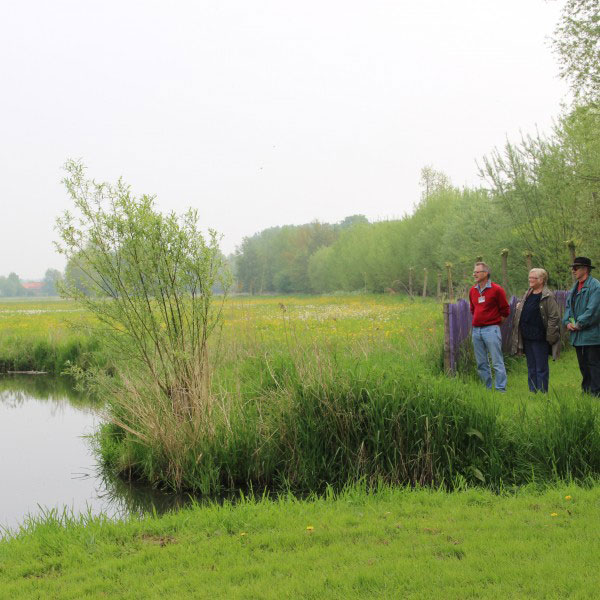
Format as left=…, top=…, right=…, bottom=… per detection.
left=409, top=267, right=414, bottom=297
left=422, top=268, right=428, bottom=298
left=501, top=248, right=509, bottom=291
left=445, top=262, right=454, bottom=302
left=437, top=271, right=442, bottom=300
left=443, top=302, right=452, bottom=373
left=566, top=240, right=577, bottom=281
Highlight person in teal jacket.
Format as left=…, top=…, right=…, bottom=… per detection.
left=562, top=257, right=600, bottom=397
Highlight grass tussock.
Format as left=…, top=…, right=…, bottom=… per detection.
left=98, top=332, right=600, bottom=496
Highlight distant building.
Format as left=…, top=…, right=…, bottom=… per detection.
left=22, top=281, right=44, bottom=295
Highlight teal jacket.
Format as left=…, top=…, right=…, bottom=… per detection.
left=562, top=275, right=600, bottom=346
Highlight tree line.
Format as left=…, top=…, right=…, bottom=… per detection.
left=233, top=0, right=599, bottom=297
left=0, top=269, right=63, bottom=297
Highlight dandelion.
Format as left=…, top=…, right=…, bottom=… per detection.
left=565, top=495, right=572, bottom=500
left=550, top=513, right=558, bottom=517
left=240, top=532, right=247, bottom=536
left=306, top=525, right=314, bottom=531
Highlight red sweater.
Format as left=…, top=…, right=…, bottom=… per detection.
left=469, top=281, right=510, bottom=326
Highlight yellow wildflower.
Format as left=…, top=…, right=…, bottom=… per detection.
left=306, top=525, right=314, bottom=531
left=565, top=495, right=572, bottom=500
left=550, top=513, right=558, bottom=517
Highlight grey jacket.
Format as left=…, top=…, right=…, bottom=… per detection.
left=510, top=286, right=561, bottom=360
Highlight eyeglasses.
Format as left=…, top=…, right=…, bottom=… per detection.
left=473, top=271, right=486, bottom=275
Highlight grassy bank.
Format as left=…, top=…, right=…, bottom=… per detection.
left=98, top=348, right=600, bottom=494
left=3, top=296, right=599, bottom=495
left=0, top=299, right=102, bottom=374
left=1, top=484, right=598, bottom=599
left=99, top=295, right=600, bottom=493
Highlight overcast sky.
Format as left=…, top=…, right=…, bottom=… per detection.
left=1, top=0, right=567, bottom=280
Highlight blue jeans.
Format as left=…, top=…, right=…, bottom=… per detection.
left=472, top=325, right=507, bottom=391
left=523, top=339, right=549, bottom=393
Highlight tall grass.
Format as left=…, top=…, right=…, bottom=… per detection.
left=0, top=333, right=105, bottom=374
left=97, top=332, right=600, bottom=495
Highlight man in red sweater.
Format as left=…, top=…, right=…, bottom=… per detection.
left=469, top=262, right=510, bottom=391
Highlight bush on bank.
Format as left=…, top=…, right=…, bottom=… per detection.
left=97, top=348, right=600, bottom=495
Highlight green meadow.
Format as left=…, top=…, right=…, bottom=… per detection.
left=1, top=296, right=599, bottom=598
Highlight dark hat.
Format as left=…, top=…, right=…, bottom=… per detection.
left=571, top=256, right=595, bottom=270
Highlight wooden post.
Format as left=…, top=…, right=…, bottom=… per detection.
left=409, top=267, right=414, bottom=297
left=567, top=240, right=576, bottom=263
left=525, top=250, right=533, bottom=272
left=566, top=240, right=577, bottom=281
left=501, top=248, right=509, bottom=291
left=422, top=268, right=428, bottom=298
left=443, top=302, right=452, bottom=374
left=437, top=271, right=442, bottom=300
left=445, top=262, right=454, bottom=302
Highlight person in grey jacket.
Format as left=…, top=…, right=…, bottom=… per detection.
left=562, top=257, right=600, bottom=397
left=510, top=268, right=561, bottom=393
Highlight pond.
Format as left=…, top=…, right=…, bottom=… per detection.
left=0, top=375, right=191, bottom=533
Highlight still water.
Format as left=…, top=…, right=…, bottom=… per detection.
left=0, top=375, right=189, bottom=532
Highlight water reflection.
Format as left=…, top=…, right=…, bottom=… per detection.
left=0, top=373, right=89, bottom=407
left=91, top=467, right=195, bottom=517
left=0, top=375, right=194, bottom=532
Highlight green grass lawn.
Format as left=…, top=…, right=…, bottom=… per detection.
left=1, top=484, right=598, bottom=599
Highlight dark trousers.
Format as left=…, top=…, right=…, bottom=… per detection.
left=575, top=345, right=600, bottom=397
left=523, top=339, right=550, bottom=393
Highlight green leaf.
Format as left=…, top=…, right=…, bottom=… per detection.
left=466, top=428, right=484, bottom=442
left=469, top=466, right=485, bottom=483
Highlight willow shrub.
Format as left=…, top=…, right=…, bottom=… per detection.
left=55, top=161, right=230, bottom=490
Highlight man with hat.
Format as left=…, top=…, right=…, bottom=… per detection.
left=563, top=256, right=600, bottom=397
